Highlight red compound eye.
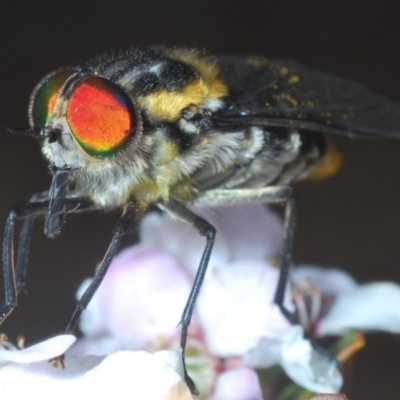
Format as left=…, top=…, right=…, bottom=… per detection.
left=29, top=69, right=75, bottom=129
left=66, top=76, right=136, bottom=158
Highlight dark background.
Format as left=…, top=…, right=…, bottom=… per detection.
left=1, top=1, right=400, bottom=398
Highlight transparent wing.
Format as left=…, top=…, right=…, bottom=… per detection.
left=212, top=56, right=400, bottom=138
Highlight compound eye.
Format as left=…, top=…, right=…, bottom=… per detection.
left=29, top=69, right=75, bottom=129
left=66, top=76, right=136, bottom=158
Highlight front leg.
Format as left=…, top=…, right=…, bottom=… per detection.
left=1, top=195, right=94, bottom=326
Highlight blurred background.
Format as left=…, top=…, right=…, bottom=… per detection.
left=1, top=1, right=400, bottom=397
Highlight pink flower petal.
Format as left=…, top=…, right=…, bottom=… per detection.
left=140, top=204, right=283, bottom=276
left=209, top=368, right=263, bottom=400
left=140, top=211, right=230, bottom=277
left=78, top=245, right=192, bottom=348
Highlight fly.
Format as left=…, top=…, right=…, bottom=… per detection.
left=2, top=46, right=400, bottom=393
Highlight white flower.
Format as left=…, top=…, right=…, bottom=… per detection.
left=73, top=205, right=343, bottom=395
left=0, top=335, right=193, bottom=399
left=4, top=204, right=370, bottom=398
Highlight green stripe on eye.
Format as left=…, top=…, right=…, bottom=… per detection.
left=30, top=70, right=74, bottom=128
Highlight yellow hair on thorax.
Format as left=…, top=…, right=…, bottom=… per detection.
left=138, top=49, right=228, bottom=122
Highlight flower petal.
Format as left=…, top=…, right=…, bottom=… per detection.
left=82, top=350, right=193, bottom=399
left=0, top=334, right=76, bottom=365
left=197, top=259, right=292, bottom=356
left=140, top=204, right=283, bottom=276
left=0, top=352, right=103, bottom=393
left=317, top=282, right=400, bottom=336
left=78, top=245, right=192, bottom=348
left=0, top=347, right=193, bottom=400
left=292, top=266, right=357, bottom=295
left=245, top=326, right=343, bottom=393
left=139, top=211, right=230, bottom=276
left=209, top=367, right=263, bottom=400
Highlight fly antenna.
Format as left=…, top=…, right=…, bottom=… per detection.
left=7, top=127, right=41, bottom=138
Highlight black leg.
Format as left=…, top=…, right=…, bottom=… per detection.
left=15, top=216, right=34, bottom=292
left=64, top=202, right=137, bottom=334
left=161, top=199, right=216, bottom=395
left=191, top=186, right=296, bottom=319
left=1, top=196, right=94, bottom=326
left=191, top=187, right=341, bottom=368
left=273, top=195, right=297, bottom=322
left=45, top=167, right=73, bottom=238
left=15, top=192, right=54, bottom=292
